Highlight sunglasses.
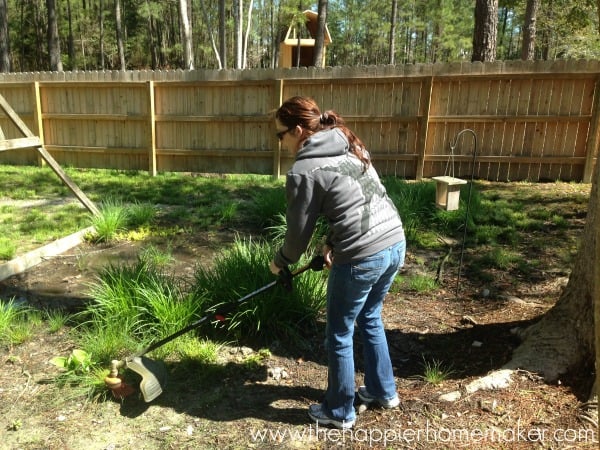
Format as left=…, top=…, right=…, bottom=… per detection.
left=276, top=127, right=294, bottom=141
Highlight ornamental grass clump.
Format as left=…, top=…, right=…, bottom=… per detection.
left=88, top=198, right=156, bottom=243
left=81, top=258, right=197, bottom=361
left=192, top=238, right=327, bottom=344
left=88, top=198, right=129, bottom=242
left=80, top=238, right=326, bottom=364
left=0, top=298, right=40, bottom=346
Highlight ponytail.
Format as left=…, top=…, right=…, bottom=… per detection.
left=320, top=109, right=370, bottom=171
left=276, top=96, right=371, bottom=171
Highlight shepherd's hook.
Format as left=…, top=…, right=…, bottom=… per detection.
left=453, top=129, right=478, bottom=297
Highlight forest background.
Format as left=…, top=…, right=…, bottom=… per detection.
left=1, top=0, right=600, bottom=74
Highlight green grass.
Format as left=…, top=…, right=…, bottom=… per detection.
left=247, top=184, right=287, bottom=228
left=395, top=273, right=439, bottom=293
left=0, top=202, right=89, bottom=260
left=0, top=166, right=284, bottom=260
left=81, top=258, right=195, bottom=360
left=383, top=178, right=481, bottom=249
left=174, top=336, right=222, bottom=363
left=0, top=298, right=39, bottom=346
left=88, top=198, right=130, bottom=242
left=44, top=309, right=70, bottom=333
left=67, top=236, right=326, bottom=390
left=267, top=213, right=329, bottom=256
left=86, top=198, right=157, bottom=243
left=191, top=237, right=327, bottom=343
left=473, top=247, right=524, bottom=271
left=419, top=357, right=455, bottom=384
left=139, top=244, right=174, bottom=269
left=0, top=165, right=591, bottom=401
left=0, top=237, right=17, bottom=260
left=243, top=348, right=272, bottom=370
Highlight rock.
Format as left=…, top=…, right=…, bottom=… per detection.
left=438, top=390, right=462, bottom=402
left=268, top=367, right=289, bottom=381
left=465, top=369, right=514, bottom=394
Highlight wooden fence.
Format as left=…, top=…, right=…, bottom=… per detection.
left=0, top=60, right=598, bottom=182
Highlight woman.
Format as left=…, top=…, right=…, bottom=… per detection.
left=269, top=96, right=406, bottom=429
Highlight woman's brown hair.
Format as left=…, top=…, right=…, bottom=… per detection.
left=276, top=96, right=371, bottom=170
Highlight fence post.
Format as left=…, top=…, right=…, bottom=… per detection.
left=583, top=77, right=600, bottom=183
left=147, top=81, right=157, bottom=176
left=272, top=79, right=284, bottom=179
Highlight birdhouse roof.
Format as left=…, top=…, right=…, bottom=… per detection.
left=283, top=10, right=332, bottom=45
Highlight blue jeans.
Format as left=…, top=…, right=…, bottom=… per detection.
left=322, top=240, right=406, bottom=423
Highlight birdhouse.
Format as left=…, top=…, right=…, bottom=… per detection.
left=279, top=10, right=332, bottom=68
left=432, top=176, right=467, bottom=211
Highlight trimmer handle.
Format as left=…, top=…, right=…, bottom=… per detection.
left=278, top=255, right=325, bottom=291
left=308, top=254, right=325, bottom=272
left=278, top=266, right=294, bottom=291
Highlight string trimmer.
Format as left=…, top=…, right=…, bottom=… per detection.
left=104, top=255, right=325, bottom=402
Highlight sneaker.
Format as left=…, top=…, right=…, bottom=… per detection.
left=307, top=404, right=355, bottom=429
left=357, top=386, right=400, bottom=409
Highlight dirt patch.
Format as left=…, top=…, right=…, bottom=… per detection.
left=0, top=195, right=597, bottom=449
left=0, top=230, right=231, bottom=311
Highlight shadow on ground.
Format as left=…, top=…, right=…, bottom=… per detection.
left=108, top=316, right=537, bottom=427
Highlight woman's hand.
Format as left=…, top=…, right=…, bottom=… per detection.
left=322, top=244, right=333, bottom=268
left=269, top=259, right=281, bottom=275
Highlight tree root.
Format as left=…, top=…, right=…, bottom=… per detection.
left=439, top=369, right=515, bottom=402
left=435, top=241, right=452, bottom=284
left=577, top=399, right=598, bottom=429
left=439, top=369, right=599, bottom=432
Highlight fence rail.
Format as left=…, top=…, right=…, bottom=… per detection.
left=0, top=60, right=598, bottom=182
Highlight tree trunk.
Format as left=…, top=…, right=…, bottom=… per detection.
left=199, top=0, right=222, bottom=69
left=521, top=0, right=539, bottom=60
left=66, top=0, right=75, bottom=69
left=242, top=0, right=253, bottom=69
left=595, top=131, right=600, bottom=429
left=312, top=0, right=327, bottom=67
left=597, top=0, right=600, bottom=34
left=145, top=0, right=158, bottom=69
left=540, top=0, right=552, bottom=59
left=0, top=0, right=10, bottom=72
left=234, top=0, right=242, bottom=69
left=99, top=0, right=105, bottom=69
left=388, top=0, right=397, bottom=65
left=430, top=0, right=442, bottom=62
left=271, top=1, right=277, bottom=68
left=46, top=0, right=63, bottom=71
left=115, top=0, right=126, bottom=70
left=35, top=0, right=45, bottom=69
left=179, top=0, right=194, bottom=69
left=502, top=149, right=598, bottom=384
left=472, top=0, right=497, bottom=62
left=219, top=0, right=226, bottom=68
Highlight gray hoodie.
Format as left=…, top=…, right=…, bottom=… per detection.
left=274, top=127, right=405, bottom=268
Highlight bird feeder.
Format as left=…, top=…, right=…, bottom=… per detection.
left=432, top=176, right=467, bottom=211
left=433, top=128, right=477, bottom=211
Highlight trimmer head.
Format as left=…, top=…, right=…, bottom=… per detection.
left=105, top=356, right=167, bottom=402
left=125, top=356, right=167, bottom=402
